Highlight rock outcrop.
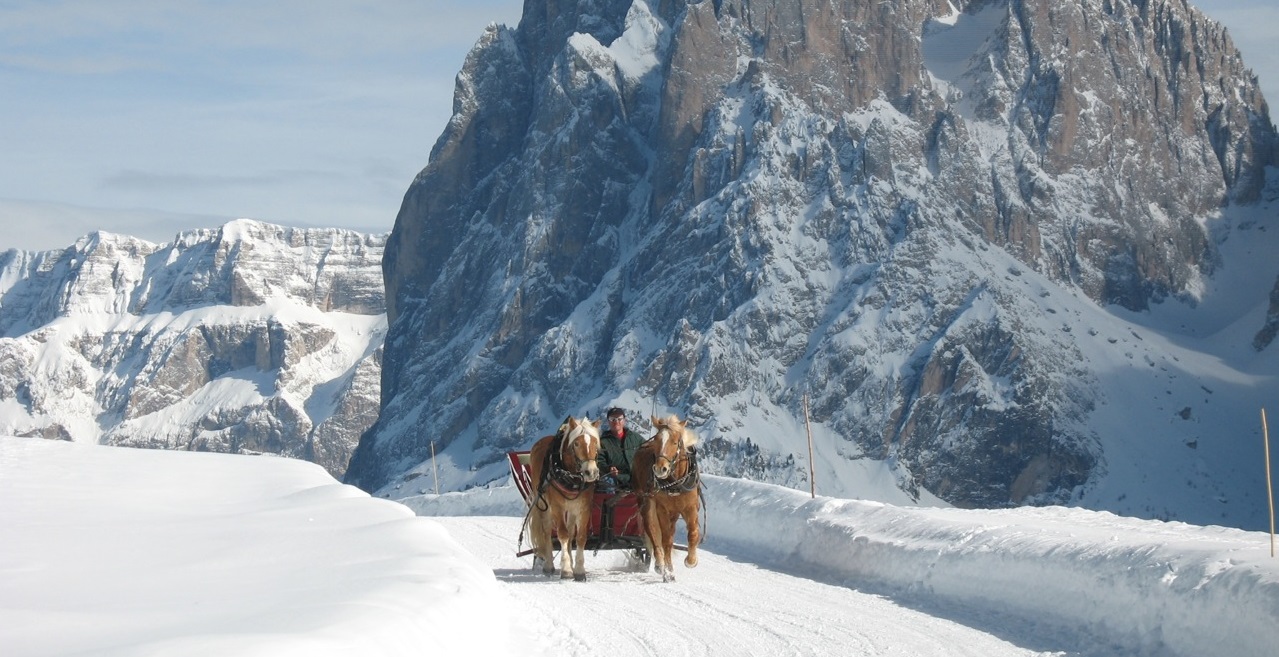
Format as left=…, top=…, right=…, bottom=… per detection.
left=349, top=0, right=1279, bottom=528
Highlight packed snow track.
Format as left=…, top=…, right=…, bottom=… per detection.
left=439, top=515, right=1092, bottom=657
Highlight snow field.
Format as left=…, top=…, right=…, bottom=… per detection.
left=0, top=437, right=517, bottom=657
left=7, top=435, right=1279, bottom=656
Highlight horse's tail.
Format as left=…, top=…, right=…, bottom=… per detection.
left=524, top=433, right=553, bottom=556
left=518, top=491, right=539, bottom=552
left=524, top=494, right=546, bottom=552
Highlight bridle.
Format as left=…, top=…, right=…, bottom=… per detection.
left=650, top=426, right=699, bottom=495
left=561, top=422, right=597, bottom=467
left=540, top=421, right=599, bottom=497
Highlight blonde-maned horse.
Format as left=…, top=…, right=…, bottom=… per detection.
left=633, top=414, right=701, bottom=582
left=525, top=416, right=602, bottom=580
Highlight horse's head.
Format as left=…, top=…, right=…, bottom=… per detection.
left=561, top=416, right=602, bottom=483
left=649, top=414, right=698, bottom=480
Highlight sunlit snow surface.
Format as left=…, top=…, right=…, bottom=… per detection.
left=0, top=437, right=517, bottom=657
left=5, top=436, right=1279, bottom=656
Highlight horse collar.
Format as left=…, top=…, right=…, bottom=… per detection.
left=548, top=429, right=592, bottom=493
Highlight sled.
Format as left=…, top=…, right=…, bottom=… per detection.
left=508, top=450, right=655, bottom=563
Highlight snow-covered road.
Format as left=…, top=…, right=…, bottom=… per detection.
left=9, top=438, right=1278, bottom=657
left=438, top=515, right=1069, bottom=657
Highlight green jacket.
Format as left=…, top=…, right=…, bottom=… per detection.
left=596, top=426, right=645, bottom=486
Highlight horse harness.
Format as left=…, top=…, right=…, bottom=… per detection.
left=537, top=424, right=594, bottom=502
left=648, top=441, right=701, bottom=495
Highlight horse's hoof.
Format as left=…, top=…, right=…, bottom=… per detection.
left=573, top=573, right=587, bottom=582
left=560, top=571, right=573, bottom=580
left=685, top=556, right=699, bottom=568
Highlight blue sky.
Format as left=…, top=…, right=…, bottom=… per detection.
left=0, top=0, right=1274, bottom=252
left=0, top=0, right=526, bottom=250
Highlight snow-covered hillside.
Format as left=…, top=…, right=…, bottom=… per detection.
left=0, top=219, right=386, bottom=477
left=6, top=436, right=1278, bottom=657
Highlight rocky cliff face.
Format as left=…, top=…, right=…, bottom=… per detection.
left=350, top=0, right=1279, bottom=528
left=0, top=219, right=386, bottom=478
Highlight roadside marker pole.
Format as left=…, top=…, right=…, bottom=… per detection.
left=1264, top=408, right=1274, bottom=558
left=803, top=394, right=815, bottom=499
left=431, top=440, right=440, bottom=496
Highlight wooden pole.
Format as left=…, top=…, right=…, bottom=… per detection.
left=803, top=393, right=815, bottom=499
left=1264, top=408, right=1274, bottom=558
left=431, top=440, right=440, bottom=496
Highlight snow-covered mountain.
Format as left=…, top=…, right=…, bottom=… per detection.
left=349, top=0, right=1279, bottom=531
left=0, top=219, right=386, bottom=478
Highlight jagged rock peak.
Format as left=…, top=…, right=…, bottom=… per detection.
left=350, top=0, right=1279, bottom=530
left=0, top=218, right=389, bottom=479
left=0, top=219, right=388, bottom=337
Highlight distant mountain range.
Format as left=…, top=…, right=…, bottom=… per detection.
left=6, top=0, right=1278, bottom=532
left=347, top=0, right=1279, bottom=530
left=0, top=219, right=386, bottom=478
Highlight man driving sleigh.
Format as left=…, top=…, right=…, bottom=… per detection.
left=596, top=406, right=643, bottom=492
left=595, top=407, right=644, bottom=539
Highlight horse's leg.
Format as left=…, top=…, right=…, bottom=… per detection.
left=541, top=512, right=557, bottom=576
left=572, top=503, right=589, bottom=581
left=683, top=499, right=700, bottom=568
left=530, top=503, right=555, bottom=576
left=642, top=500, right=667, bottom=579
left=525, top=504, right=539, bottom=571
left=662, top=512, right=678, bottom=582
left=557, top=510, right=574, bottom=579
left=640, top=513, right=659, bottom=574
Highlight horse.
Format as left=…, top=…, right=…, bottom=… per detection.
left=632, top=414, right=701, bottom=582
left=525, top=416, right=602, bottom=580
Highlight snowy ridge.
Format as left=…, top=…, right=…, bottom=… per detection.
left=707, top=477, right=1279, bottom=657
left=0, top=219, right=387, bottom=477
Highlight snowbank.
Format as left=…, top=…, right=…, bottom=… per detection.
left=408, top=475, right=1279, bottom=657
left=0, top=437, right=519, bottom=657
left=704, top=476, right=1279, bottom=657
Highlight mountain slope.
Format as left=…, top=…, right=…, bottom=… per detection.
left=350, top=0, right=1279, bottom=529
left=0, top=219, right=386, bottom=477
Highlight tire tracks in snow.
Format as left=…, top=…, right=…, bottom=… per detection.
left=434, top=516, right=1070, bottom=657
